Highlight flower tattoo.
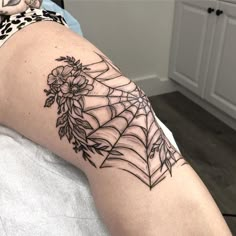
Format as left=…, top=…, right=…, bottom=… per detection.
left=47, top=66, right=72, bottom=86
left=60, top=75, right=93, bottom=98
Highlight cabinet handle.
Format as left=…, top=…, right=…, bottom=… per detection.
left=208, top=8, right=215, bottom=14
left=216, top=9, right=223, bottom=16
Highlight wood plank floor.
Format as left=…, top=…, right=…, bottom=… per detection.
left=149, top=92, right=236, bottom=234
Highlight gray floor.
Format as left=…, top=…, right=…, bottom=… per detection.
left=149, top=92, right=236, bottom=234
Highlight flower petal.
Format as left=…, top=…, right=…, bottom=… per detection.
left=62, top=66, right=73, bottom=76
left=78, top=90, right=89, bottom=95
left=86, top=85, right=94, bottom=91
left=67, top=76, right=75, bottom=84
left=63, top=93, right=70, bottom=98
left=79, top=83, right=87, bottom=89
left=73, top=76, right=81, bottom=84
left=57, top=79, right=63, bottom=85
left=47, top=74, right=56, bottom=84
left=60, top=83, right=70, bottom=94
left=53, top=66, right=63, bottom=76
left=58, top=91, right=63, bottom=97
left=52, top=69, right=58, bottom=77
left=77, top=76, right=86, bottom=86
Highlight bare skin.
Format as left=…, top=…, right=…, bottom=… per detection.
left=0, top=9, right=232, bottom=236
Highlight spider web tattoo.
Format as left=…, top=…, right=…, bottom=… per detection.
left=44, top=53, right=186, bottom=189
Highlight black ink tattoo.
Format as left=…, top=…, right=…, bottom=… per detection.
left=44, top=53, right=185, bottom=189
left=2, top=0, right=21, bottom=7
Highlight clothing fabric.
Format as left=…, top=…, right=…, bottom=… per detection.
left=0, top=7, right=68, bottom=48
left=41, top=0, right=83, bottom=36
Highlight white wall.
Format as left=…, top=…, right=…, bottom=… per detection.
left=65, top=0, right=177, bottom=96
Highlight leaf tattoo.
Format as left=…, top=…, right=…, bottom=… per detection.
left=44, top=53, right=186, bottom=189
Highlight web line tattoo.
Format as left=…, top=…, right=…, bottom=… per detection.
left=44, top=53, right=186, bottom=189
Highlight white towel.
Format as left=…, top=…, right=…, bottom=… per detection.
left=0, top=116, right=179, bottom=236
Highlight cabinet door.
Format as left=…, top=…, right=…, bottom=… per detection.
left=205, top=1, right=236, bottom=119
left=169, top=0, right=217, bottom=97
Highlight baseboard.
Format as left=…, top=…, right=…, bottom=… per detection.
left=133, top=74, right=177, bottom=97
left=176, top=84, right=236, bottom=131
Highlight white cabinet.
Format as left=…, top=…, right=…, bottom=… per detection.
left=169, top=0, right=236, bottom=119
left=169, top=0, right=217, bottom=97
left=205, top=1, right=236, bottom=119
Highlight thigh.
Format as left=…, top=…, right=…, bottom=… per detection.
left=1, top=21, right=110, bottom=171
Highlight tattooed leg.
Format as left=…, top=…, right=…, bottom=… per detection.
left=43, top=53, right=186, bottom=189
left=0, top=21, right=231, bottom=236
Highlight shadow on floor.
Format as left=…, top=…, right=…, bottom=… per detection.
left=149, top=91, right=236, bottom=234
